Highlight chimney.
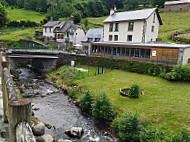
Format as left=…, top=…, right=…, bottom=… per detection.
left=50, top=16, right=53, bottom=22
left=110, top=6, right=117, bottom=16
left=69, top=15, right=74, bottom=24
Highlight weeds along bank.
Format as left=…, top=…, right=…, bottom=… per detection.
left=58, top=54, right=190, bottom=81
left=46, top=65, right=190, bottom=141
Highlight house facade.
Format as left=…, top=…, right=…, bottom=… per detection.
left=103, top=8, right=163, bottom=43
left=164, top=1, right=190, bottom=13
left=43, top=17, right=85, bottom=45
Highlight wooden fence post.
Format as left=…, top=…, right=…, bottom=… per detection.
left=8, top=98, right=31, bottom=142
left=2, top=56, right=9, bottom=123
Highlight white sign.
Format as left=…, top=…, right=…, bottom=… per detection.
left=71, top=61, right=75, bottom=67
left=152, top=51, right=156, bottom=56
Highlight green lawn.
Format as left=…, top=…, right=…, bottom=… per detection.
left=47, top=65, right=190, bottom=136
left=0, top=27, right=37, bottom=42
left=7, top=7, right=46, bottom=22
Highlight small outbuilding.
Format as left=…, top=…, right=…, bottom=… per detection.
left=164, top=1, right=190, bottom=13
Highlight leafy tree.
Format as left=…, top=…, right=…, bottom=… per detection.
left=152, top=0, right=166, bottom=8
left=0, top=0, right=8, bottom=6
left=73, top=10, right=81, bottom=24
left=0, top=3, right=8, bottom=27
left=92, top=92, right=114, bottom=120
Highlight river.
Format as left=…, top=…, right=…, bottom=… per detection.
left=14, top=68, right=118, bottom=142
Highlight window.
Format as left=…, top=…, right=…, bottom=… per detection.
left=45, top=27, right=47, bottom=33
left=117, top=47, right=120, bottom=55
left=125, top=48, right=130, bottom=56
left=113, top=47, right=116, bottom=55
left=49, top=28, right=52, bottom=33
left=128, top=22, right=134, bottom=31
left=151, top=26, right=154, bottom=32
left=145, top=49, right=150, bottom=59
left=109, top=23, right=113, bottom=32
left=109, top=35, right=112, bottom=41
left=88, top=38, right=93, bottom=42
left=115, top=23, right=119, bottom=31
left=108, top=47, right=112, bottom=55
left=153, top=13, right=155, bottom=23
left=114, top=35, right=118, bottom=41
left=140, top=49, right=146, bottom=58
left=135, top=48, right=139, bottom=57
left=130, top=48, right=135, bottom=57
left=121, top=48, right=125, bottom=56
left=95, top=38, right=100, bottom=42
left=127, top=35, right=133, bottom=41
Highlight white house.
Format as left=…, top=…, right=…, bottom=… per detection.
left=103, top=8, right=163, bottom=43
left=43, top=17, right=85, bottom=45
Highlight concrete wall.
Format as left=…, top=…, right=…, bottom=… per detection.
left=145, top=11, right=160, bottom=42
left=182, top=47, right=190, bottom=65
left=103, top=11, right=160, bottom=43
left=164, top=3, right=190, bottom=13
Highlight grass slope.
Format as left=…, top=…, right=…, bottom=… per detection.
left=7, top=7, right=46, bottom=22
left=0, top=27, right=37, bottom=42
left=47, top=65, right=190, bottom=136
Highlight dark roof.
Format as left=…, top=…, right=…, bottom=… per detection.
left=104, top=8, right=163, bottom=25
left=92, top=42, right=190, bottom=49
left=53, top=21, right=81, bottom=34
left=165, top=1, right=189, bottom=5
left=43, top=21, right=61, bottom=27
left=81, top=28, right=104, bottom=42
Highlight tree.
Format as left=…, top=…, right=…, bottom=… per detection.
left=0, top=3, right=8, bottom=27
left=92, top=92, right=114, bottom=120
left=73, top=10, right=81, bottom=24
left=152, top=0, right=166, bottom=8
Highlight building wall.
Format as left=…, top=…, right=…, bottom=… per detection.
left=104, top=20, right=144, bottom=43
left=43, top=27, right=56, bottom=37
left=71, top=28, right=85, bottom=45
left=150, top=47, right=179, bottom=63
left=103, top=11, right=160, bottom=43
left=91, top=43, right=179, bottom=65
left=164, top=3, right=190, bottom=13
left=145, top=11, right=160, bottom=42
left=182, top=47, right=190, bottom=65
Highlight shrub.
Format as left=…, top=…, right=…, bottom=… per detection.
left=92, top=92, right=114, bottom=120
left=129, top=84, right=140, bottom=98
left=112, top=112, right=140, bottom=141
left=166, top=129, right=190, bottom=142
left=68, top=87, right=79, bottom=100
left=79, top=91, right=93, bottom=112
left=140, top=127, right=163, bottom=142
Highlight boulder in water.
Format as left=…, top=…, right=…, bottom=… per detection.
left=65, top=127, right=84, bottom=138
left=32, top=121, right=45, bottom=136
left=41, top=134, right=54, bottom=142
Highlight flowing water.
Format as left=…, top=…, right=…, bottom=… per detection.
left=14, top=68, right=118, bottom=142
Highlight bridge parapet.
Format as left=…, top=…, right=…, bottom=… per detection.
left=1, top=54, right=35, bottom=142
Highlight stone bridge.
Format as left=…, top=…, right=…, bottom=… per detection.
left=7, top=49, right=60, bottom=73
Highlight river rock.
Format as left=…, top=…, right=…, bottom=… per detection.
left=41, top=93, right=46, bottom=98
left=32, top=122, right=45, bottom=136
left=58, top=139, right=72, bottom=142
left=65, top=127, right=84, bottom=138
left=45, top=123, right=52, bottom=129
left=41, top=134, right=54, bottom=142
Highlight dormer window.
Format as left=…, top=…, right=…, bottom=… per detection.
left=109, top=23, right=113, bottom=32
left=88, top=38, right=93, bottom=42
left=128, top=22, right=134, bottom=31
left=95, top=38, right=100, bottom=42
left=50, top=28, right=52, bottom=33
left=115, top=23, right=119, bottom=31
left=45, top=27, right=47, bottom=33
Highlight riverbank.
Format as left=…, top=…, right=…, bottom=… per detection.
left=14, top=68, right=117, bottom=141
left=46, top=65, right=190, bottom=138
